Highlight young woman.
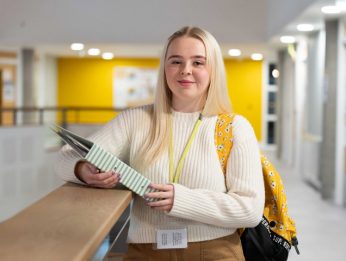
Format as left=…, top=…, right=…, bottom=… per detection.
left=55, top=26, right=264, bottom=260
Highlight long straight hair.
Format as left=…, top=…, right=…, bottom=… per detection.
left=136, top=26, right=232, bottom=168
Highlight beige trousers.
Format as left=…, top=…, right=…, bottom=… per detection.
left=123, top=233, right=245, bottom=261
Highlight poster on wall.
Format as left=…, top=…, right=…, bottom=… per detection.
left=2, top=69, right=15, bottom=102
left=113, top=66, right=158, bottom=108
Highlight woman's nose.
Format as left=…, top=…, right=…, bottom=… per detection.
left=181, top=64, right=192, bottom=75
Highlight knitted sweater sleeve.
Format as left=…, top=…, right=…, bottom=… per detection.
left=168, top=115, right=265, bottom=228
left=54, top=112, right=130, bottom=184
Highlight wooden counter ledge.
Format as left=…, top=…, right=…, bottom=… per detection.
left=0, top=183, right=132, bottom=261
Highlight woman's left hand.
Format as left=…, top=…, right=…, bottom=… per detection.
left=145, top=183, right=174, bottom=212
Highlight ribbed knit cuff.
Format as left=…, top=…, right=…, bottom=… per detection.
left=168, top=183, right=195, bottom=218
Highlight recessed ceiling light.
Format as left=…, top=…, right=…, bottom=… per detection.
left=321, top=5, right=341, bottom=14
left=228, top=49, right=241, bottom=57
left=280, top=36, right=296, bottom=44
left=251, top=53, right=263, bottom=61
left=297, top=24, right=314, bottom=32
left=70, top=43, right=84, bottom=51
left=102, top=52, right=114, bottom=60
left=87, top=48, right=101, bottom=56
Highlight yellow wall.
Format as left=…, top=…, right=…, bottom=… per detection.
left=224, top=59, right=262, bottom=141
left=57, top=58, right=159, bottom=123
left=58, top=58, right=262, bottom=140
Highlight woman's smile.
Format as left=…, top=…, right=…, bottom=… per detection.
left=177, top=79, right=195, bottom=87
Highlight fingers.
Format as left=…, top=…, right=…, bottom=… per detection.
left=149, top=183, right=172, bottom=191
left=145, top=183, right=174, bottom=212
left=93, top=172, right=120, bottom=188
left=146, top=198, right=173, bottom=211
left=145, top=191, right=171, bottom=200
left=86, top=170, right=121, bottom=188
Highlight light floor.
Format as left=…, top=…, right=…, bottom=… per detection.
left=274, top=157, right=346, bottom=261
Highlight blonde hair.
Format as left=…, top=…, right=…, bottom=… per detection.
left=137, top=26, right=232, bottom=167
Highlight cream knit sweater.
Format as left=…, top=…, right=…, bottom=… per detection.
left=55, top=105, right=264, bottom=243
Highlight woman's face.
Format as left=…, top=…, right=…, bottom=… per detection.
left=164, top=36, right=211, bottom=112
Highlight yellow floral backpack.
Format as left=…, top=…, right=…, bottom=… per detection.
left=215, top=113, right=300, bottom=261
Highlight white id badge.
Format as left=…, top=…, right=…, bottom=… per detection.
left=155, top=228, right=188, bottom=249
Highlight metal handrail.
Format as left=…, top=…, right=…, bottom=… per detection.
left=0, top=106, right=125, bottom=126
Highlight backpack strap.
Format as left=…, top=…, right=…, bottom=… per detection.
left=215, top=113, right=236, bottom=174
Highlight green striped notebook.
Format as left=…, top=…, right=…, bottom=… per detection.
left=85, top=144, right=158, bottom=201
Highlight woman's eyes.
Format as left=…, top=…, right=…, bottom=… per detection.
left=170, top=60, right=205, bottom=66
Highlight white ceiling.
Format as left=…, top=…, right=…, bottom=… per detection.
left=1, top=0, right=339, bottom=58
left=1, top=0, right=268, bottom=44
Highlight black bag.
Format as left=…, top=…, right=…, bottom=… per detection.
left=240, top=216, right=299, bottom=261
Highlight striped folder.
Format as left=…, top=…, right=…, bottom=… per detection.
left=51, top=125, right=159, bottom=201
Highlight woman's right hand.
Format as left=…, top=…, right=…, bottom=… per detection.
left=74, top=161, right=120, bottom=188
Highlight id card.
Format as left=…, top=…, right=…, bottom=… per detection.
left=155, top=228, right=188, bottom=249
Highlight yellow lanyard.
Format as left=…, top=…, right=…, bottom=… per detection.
left=169, top=113, right=202, bottom=183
